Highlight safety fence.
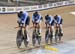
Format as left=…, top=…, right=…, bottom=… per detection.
left=0, top=1, right=75, bottom=14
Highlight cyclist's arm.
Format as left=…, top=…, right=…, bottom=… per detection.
left=36, top=14, right=41, bottom=23
left=49, top=16, right=53, bottom=24
left=23, top=13, right=28, bottom=24
left=57, top=16, right=61, bottom=25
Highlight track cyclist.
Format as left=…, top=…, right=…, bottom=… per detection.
left=32, top=11, right=42, bottom=46
left=54, top=15, right=63, bottom=43
left=45, top=14, right=55, bottom=44
left=17, top=11, right=30, bottom=47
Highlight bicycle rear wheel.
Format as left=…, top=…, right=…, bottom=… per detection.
left=24, top=30, right=28, bottom=47
left=58, top=28, right=62, bottom=42
left=16, top=30, right=24, bottom=48
left=45, top=29, right=49, bottom=44
left=32, top=29, right=36, bottom=46
left=37, top=36, right=41, bottom=45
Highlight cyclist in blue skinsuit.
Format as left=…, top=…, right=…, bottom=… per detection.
left=17, top=11, right=30, bottom=30
left=54, top=15, right=63, bottom=36
left=45, top=14, right=55, bottom=44
left=32, top=11, right=42, bottom=33
left=17, top=11, right=30, bottom=43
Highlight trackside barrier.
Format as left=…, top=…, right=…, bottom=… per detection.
left=0, top=1, right=75, bottom=14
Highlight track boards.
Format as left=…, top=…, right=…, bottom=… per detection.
left=18, top=44, right=59, bottom=52
left=18, top=45, right=44, bottom=52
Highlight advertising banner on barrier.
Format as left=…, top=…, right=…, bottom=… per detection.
left=38, top=5, right=43, bottom=8
left=43, top=4, right=48, bottom=8
left=7, top=7, right=16, bottom=13
left=53, top=2, right=64, bottom=7
left=56, top=2, right=64, bottom=6
left=42, top=4, right=50, bottom=9
left=1, top=7, right=7, bottom=13
left=2, top=8, right=6, bottom=12
left=0, top=7, right=1, bottom=12
left=63, top=1, right=74, bottom=6
left=16, top=7, right=23, bottom=12
left=23, top=6, right=31, bottom=11
left=67, top=1, right=74, bottom=5
left=38, top=5, right=44, bottom=10
left=30, top=5, right=38, bottom=11
left=0, top=1, right=75, bottom=14
left=48, top=3, right=54, bottom=8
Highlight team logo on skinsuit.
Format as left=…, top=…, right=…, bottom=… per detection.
left=2, top=8, right=6, bottom=12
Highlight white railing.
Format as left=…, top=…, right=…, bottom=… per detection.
left=0, top=1, right=75, bottom=14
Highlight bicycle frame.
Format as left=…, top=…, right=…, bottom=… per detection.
left=32, top=23, right=41, bottom=46
left=55, top=25, right=62, bottom=43
left=45, top=26, right=53, bottom=45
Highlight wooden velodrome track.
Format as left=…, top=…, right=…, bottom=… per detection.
left=0, top=5, right=75, bottom=54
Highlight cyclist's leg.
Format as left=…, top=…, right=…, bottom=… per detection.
left=51, top=20, right=55, bottom=39
left=58, top=24, right=63, bottom=42
left=45, top=22, right=47, bottom=28
left=55, top=24, right=63, bottom=43
left=60, top=19, right=63, bottom=36
left=59, top=24, right=63, bottom=36
left=24, top=16, right=30, bottom=47
left=45, top=24, right=50, bottom=44
left=55, top=24, right=58, bottom=43
left=37, top=23, right=40, bottom=33
left=50, top=25, right=55, bottom=44
left=38, top=23, right=41, bottom=35
left=32, top=23, right=37, bottom=46
left=37, top=23, right=41, bottom=45
left=49, top=24, right=53, bottom=44
left=23, top=24, right=28, bottom=47
left=45, top=21, right=48, bottom=28
left=32, top=21, right=36, bottom=28
left=52, top=26, right=55, bottom=38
